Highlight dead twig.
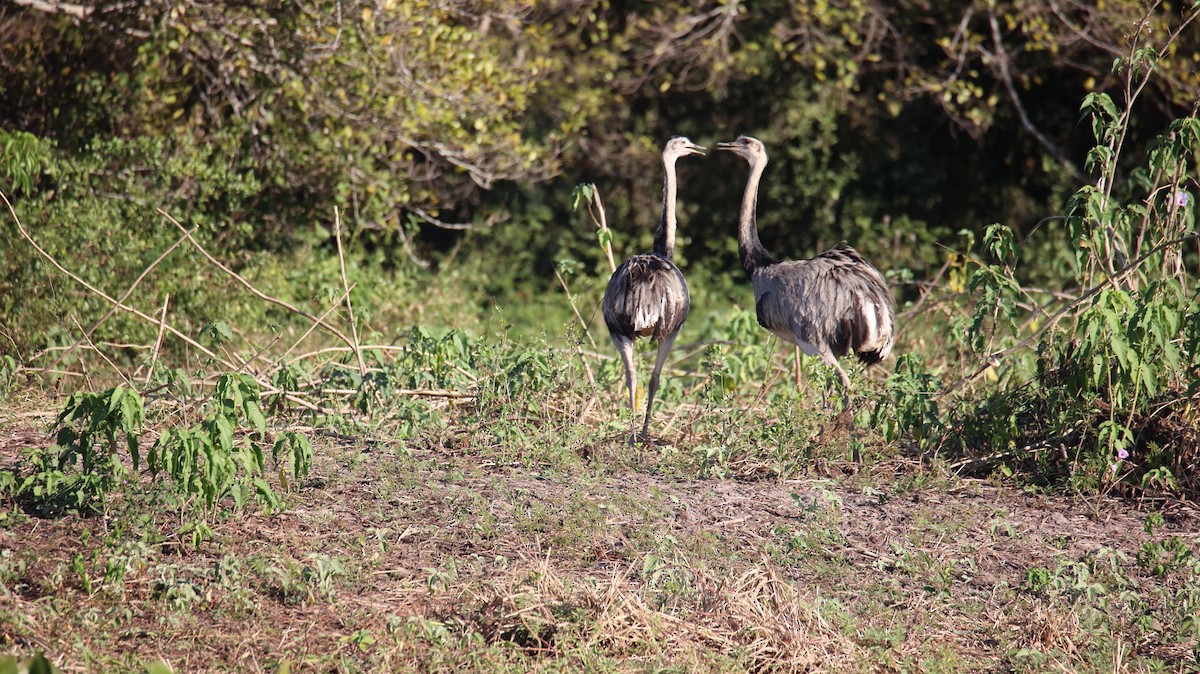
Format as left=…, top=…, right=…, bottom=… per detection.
left=280, top=345, right=479, bottom=383
left=333, top=207, right=368, bottom=379
left=553, top=266, right=604, bottom=423
left=268, top=285, right=354, bottom=373
left=11, top=0, right=93, bottom=18
left=3, top=191, right=344, bottom=415
left=554, top=268, right=599, bottom=353
left=156, top=207, right=360, bottom=356
left=317, top=388, right=473, bottom=399
left=145, top=294, right=171, bottom=385
left=47, top=224, right=197, bottom=373
left=70, top=316, right=133, bottom=388
left=2, top=191, right=236, bottom=372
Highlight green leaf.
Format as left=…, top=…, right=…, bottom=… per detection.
left=200, top=321, right=234, bottom=344
left=248, top=442, right=265, bottom=474
left=252, top=477, right=281, bottom=511
left=570, top=183, right=595, bottom=210
left=243, top=400, right=267, bottom=434
left=107, top=386, right=126, bottom=417
left=144, top=660, right=175, bottom=674
left=1140, top=365, right=1158, bottom=396
left=26, top=654, right=61, bottom=674
left=120, top=392, right=143, bottom=431
left=214, top=414, right=235, bottom=453
left=230, top=482, right=248, bottom=509
left=983, top=223, right=1016, bottom=262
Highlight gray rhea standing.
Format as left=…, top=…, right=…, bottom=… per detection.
left=717, top=135, right=895, bottom=415
left=602, top=136, right=706, bottom=442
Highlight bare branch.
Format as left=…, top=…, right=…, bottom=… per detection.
left=47, top=222, right=197, bottom=372
left=393, top=214, right=432, bottom=269
left=410, top=206, right=476, bottom=231
left=986, top=7, right=1086, bottom=183
left=1, top=190, right=233, bottom=371
left=155, top=208, right=360, bottom=356
left=268, top=284, right=354, bottom=373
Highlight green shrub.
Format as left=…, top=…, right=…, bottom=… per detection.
left=148, top=374, right=312, bottom=513
left=890, top=44, right=1200, bottom=495
left=16, top=385, right=143, bottom=514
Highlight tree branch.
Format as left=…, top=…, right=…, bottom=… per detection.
left=986, top=7, right=1086, bottom=183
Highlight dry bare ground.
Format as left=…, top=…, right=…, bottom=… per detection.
left=1, top=421, right=1199, bottom=673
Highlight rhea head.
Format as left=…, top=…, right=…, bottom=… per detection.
left=716, top=135, right=767, bottom=164
left=663, top=136, right=706, bottom=162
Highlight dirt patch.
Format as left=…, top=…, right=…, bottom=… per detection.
left=1, top=429, right=1198, bottom=671
left=0, top=426, right=47, bottom=466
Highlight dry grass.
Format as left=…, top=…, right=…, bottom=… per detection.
left=437, top=554, right=860, bottom=671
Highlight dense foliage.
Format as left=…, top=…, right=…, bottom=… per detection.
left=1, top=0, right=1199, bottom=497
left=3, top=2, right=1197, bottom=301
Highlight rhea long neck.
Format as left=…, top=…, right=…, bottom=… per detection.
left=652, top=156, right=679, bottom=259
left=737, top=155, right=772, bottom=274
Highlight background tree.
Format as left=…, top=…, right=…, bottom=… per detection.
left=1, top=0, right=1197, bottom=353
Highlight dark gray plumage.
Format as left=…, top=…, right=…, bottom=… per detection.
left=717, top=135, right=895, bottom=412
left=602, top=136, right=705, bottom=442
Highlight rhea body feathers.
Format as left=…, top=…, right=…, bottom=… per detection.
left=752, top=245, right=894, bottom=366
left=717, top=135, right=895, bottom=408
left=602, top=255, right=689, bottom=342
left=601, top=136, right=705, bottom=441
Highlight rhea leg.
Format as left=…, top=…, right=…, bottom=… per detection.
left=818, top=349, right=852, bottom=411
left=793, top=344, right=802, bottom=388
left=818, top=352, right=858, bottom=459
left=820, top=355, right=856, bottom=444
left=642, top=334, right=677, bottom=437
left=831, top=361, right=852, bottom=413
left=613, top=335, right=638, bottom=444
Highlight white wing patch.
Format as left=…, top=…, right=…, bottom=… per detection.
left=856, top=293, right=894, bottom=359
left=633, top=297, right=667, bottom=335
left=859, top=296, right=879, bottom=349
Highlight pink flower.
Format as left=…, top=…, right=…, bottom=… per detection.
left=1117, top=448, right=1129, bottom=460
left=1174, top=190, right=1191, bottom=207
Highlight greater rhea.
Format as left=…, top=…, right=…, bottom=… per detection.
left=717, top=135, right=894, bottom=416
left=602, top=136, right=705, bottom=442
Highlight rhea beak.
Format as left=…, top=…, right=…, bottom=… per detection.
left=715, top=141, right=738, bottom=151
left=687, top=144, right=707, bottom=156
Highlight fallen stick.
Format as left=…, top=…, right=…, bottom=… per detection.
left=2, top=190, right=237, bottom=373
left=156, top=207, right=360, bottom=356
left=48, top=225, right=195, bottom=372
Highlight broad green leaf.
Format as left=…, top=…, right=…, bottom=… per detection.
left=243, top=400, right=267, bottom=434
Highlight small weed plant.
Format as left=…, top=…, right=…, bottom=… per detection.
left=16, top=386, right=143, bottom=514
left=149, top=374, right=312, bottom=514
left=6, top=375, right=312, bottom=528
